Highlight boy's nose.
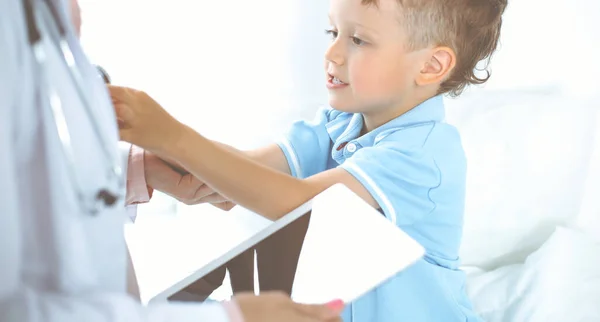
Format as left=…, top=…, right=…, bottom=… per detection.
left=325, top=40, right=345, bottom=66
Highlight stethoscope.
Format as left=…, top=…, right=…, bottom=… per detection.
left=23, top=0, right=123, bottom=215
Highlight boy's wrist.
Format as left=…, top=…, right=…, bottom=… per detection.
left=160, top=123, right=205, bottom=163
left=158, top=120, right=190, bottom=156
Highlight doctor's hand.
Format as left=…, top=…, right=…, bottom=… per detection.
left=108, top=85, right=183, bottom=152
left=145, top=151, right=236, bottom=210
left=235, top=292, right=344, bottom=322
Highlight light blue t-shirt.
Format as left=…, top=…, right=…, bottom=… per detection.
left=277, top=95, right=481, bottom=322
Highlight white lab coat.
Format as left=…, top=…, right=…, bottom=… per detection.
left=0, top=0, right=229, bottom=321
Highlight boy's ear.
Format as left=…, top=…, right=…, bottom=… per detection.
left=415, top=47, right=456, bottom=86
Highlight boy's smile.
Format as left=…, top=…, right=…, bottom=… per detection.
left=326, top=73, right=349, bottom=89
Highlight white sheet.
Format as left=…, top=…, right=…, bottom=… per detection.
left=446, top=88, right=599, bottom=321
left=573, top=105, right=600, bottom=238
left=466, top=226, right=600, bottom=322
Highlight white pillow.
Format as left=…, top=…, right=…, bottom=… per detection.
left=445, top=88, right=598, bottom=269
left=466, top=226, right=600, bottom=322
left=573, top=106, right=600, bottom=238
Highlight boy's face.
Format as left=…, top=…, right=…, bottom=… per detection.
left=325, top=0, right=422, bottom=115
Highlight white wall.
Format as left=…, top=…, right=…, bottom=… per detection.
left=479, top=0, right=600, bottom=98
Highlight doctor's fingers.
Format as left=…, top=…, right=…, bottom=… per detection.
left=183, top=186, right=231, bottom=206
left=198, top=192, right=229, bottom=204
left=203, top=193, right=230, bottom=204
left=145, top=154, right=187, bottom=189
left=211, top=201, right=236, bottom=211
left=292, top=302, right=343, bottom=322
left=236, top=292, right=340, bottom=322
left=172, top=173, right=210, bottom=205
left=192, top=185, right=236, bottom=207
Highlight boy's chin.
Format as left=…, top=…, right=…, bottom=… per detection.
left=328, top=98, right=363, bottom=113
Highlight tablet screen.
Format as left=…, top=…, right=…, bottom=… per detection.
left=126, top=184, right=423, bottom=305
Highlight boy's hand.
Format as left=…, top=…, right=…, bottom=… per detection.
left=145, top=151, right=236, bottom=210
left=109, top=85, right=182, bottom=152
left=235, top=292, right=343, bottom=322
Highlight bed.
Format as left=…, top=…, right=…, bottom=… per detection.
left=445, top=88, right=600, bottom=321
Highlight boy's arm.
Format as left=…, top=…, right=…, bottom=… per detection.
left=161, top=125, right=379, bottom=220
left=116, top=87, right=442, bottom=226
left=238, top=143, right=292, bottom=176
left=163, top=141, right=291, bottom=176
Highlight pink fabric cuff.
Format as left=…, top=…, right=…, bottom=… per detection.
left=125, top=145, right=153, bottom=205
left=222, top=300, right=245, bottom=322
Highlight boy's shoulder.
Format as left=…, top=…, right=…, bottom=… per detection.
left=375, top=121, right=463, bottom=151
left=365, top=123, right=466, bottom=182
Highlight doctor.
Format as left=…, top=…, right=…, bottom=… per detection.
left=0, top=0, right=343, bottom=321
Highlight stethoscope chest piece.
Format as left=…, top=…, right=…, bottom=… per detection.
left=96, top=189, right=118, bottom=208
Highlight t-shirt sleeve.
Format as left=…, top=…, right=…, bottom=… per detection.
left=339, top=132, right=442, bottom=226
left=276, top=107, right=333, bottom=178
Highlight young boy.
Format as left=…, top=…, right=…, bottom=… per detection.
left=112, top=0, right=507, bottom=320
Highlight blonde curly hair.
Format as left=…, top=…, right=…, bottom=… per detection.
left=362, top=0, right=508, bottom=97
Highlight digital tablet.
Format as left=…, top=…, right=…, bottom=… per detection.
left=125, top=184, right=424, bottom=305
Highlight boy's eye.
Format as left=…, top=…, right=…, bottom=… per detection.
left=325, top=29, right=338, bottom=40
left=352, top=36, right=366, bottom=46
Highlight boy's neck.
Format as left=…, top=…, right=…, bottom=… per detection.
left=361, top=93, right=437, bottom=133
